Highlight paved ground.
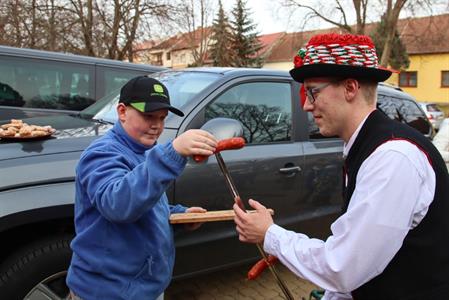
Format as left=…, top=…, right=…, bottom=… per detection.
left=166, top=262, right=321, bottom=300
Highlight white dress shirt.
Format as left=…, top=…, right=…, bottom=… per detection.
left=263, top=115, right=436, bottom=300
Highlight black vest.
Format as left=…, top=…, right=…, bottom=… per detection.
left=343, top=110, right=449, bottom=300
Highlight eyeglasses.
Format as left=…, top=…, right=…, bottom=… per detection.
left=305, top=81, right=335, bottom=104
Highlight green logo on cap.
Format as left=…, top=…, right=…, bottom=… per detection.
left=154, top=84, right=164, bottom=94
left=151, top=83, right=168, bottom=99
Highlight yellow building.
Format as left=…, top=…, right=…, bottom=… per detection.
left=386, top=14, right=449, bottom=107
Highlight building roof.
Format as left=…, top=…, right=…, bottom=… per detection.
left=397, top=13, right=449, bottom=55
left=257, top=32, right=286, bottom=58
left=150, top=35, right=179, bottom=51
left=134, top=40, right=158, bottom=52
left=265, top=13, right=449, bottom=63
left=172, top=27, right=212, bottom=51
left=264, top=27, right=343, bottom=63
left=148, top=27, right=212, bottom=52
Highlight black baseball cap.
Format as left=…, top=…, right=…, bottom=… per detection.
left=119, top=76, right=184, bottom=117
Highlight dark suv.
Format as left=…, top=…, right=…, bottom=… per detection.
left=0, top=45, right=164, bottom=122
left=0, top=68, right=433, bottom=299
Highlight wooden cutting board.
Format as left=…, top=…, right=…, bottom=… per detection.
left=169, top=209, right=274, bottom=224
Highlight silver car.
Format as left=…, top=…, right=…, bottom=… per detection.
left=418, top=102, right=445, bottom=130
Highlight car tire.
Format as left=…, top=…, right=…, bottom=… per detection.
left=0, top=233, right=73, bottom=300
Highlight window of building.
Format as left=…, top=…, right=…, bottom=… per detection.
left=442, top=71, right=449, bottom=87
left=205, top=82, right=292, bottom=144
left=399, top=71, right=417, bottom=87
left=155, top=53, right=163, bottom=65
left=166, top=52, right=171, bottom=61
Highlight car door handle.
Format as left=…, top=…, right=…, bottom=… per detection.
left=279, top=166, right=301, bottom=174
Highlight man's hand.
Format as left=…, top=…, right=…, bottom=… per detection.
left=173, top=129, right=217, bottom=157
left=184, top=206, right=207, bottom=231
left=233, top=199, right=273, bottom=244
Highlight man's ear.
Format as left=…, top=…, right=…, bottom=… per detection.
left=117, top=103, right=127, bottom=122
left=343, top=79, right=359, bottom=102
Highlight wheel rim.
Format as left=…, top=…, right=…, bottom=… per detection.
left=24, top=271, right=69, bottom=300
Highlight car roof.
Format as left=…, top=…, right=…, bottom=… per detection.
left=417, top=102, right=438, bottom=105
left=0, top=45, right=166, bottom=72
left=377, top=83, right=415, bottom=100
left=172, top=67, right=291, bottom=78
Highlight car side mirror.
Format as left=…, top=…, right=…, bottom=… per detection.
left=200, top=118, right=244, bottom=140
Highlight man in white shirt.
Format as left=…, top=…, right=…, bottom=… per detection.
left=233, top=33, right=449, bottom=300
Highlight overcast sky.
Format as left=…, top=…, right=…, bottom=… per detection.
left=222, top=0, right=289, bottom=34
left=224, top=0, right=449, bottom=35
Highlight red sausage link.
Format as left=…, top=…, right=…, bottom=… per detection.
left=193, top=137, right=245, bottom=162
left=216, top=137, right=245, bottom=152
left=247, top=255, right=279, bottom=280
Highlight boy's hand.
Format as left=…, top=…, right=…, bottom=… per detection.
left=184, top=206, right=207, bottom=231
left=173, top=129, right=217, bottom=157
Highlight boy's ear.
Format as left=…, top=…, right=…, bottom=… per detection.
left=117, top=103, right=127, bottom=122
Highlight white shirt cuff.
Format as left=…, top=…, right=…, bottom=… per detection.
left=263, top=223, right=285, bottom=254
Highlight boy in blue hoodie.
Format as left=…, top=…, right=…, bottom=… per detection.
left=66, top=76, right=217, bottom=300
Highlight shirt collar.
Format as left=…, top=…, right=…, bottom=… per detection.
left=112, top=121, right=154, bottom=154
left=343, top=110, right=374, bottom=158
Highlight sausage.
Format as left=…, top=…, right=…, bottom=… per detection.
left=247, top=255, right=279, bottom=280
left=193, top=137, right=245, bottom=163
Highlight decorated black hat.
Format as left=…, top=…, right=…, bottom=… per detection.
left=290, top=33, right=393, bottom=83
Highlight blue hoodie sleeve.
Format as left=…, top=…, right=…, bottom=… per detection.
left=170, top=204, right=187, bottom=214
left=78, top=142, right=187, bottom=222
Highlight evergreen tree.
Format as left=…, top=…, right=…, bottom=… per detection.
left=209, top=0, right=234, bottom=66
left=230, top=0, right=263, bottom=67
left=371, top=13, right=410, bottom=71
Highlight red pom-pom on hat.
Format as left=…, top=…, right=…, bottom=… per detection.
left=294, top=55, right=303, bottom=68
left=300, top=85, right=306, bottom=108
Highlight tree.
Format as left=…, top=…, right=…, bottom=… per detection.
left=281, top=0, right=369, bottom=34
left=0, top=0, right=176, bottom=61
left=377, top=0, right=407, bottom=67
left=175, top=0, right=213, bottom=66
left=82, top=0, right=175, bottom=61
left=230, top=0, right=263, bottom=67
left=371, top=13, right=410, bottom=70
left=280, top=0, right=437, bottom=66
left=0, top=0, right=74, bottom=51
left=209, top=0, right=234, bottom=66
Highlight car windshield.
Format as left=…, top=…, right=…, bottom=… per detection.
left=79, top=70, right=221, bottom=123
left=426, top=104, right=442, bottom=112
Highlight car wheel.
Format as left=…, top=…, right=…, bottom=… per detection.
left=0, top=233, right=73, bottom=300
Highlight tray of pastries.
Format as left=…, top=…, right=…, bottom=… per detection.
left=0, top=119, right=56, bottom=140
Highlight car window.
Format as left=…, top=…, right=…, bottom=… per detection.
left=377, top=95, right=400, bottom=121
left=397, top=98, right=426, bottom=123
left=426, top=104, right=442, bottom=112
left=96, top=66, right=151, bottom=99
left=378, top=94, right=431, bottom=136
left=0, top=55, right=95, bottom=111
left=80, top=88, right=121, bottom=121
left=205, top=82, right=292, bottom=144
left=151, top=71, right=221, bottom=108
